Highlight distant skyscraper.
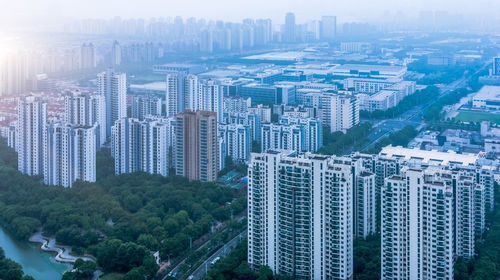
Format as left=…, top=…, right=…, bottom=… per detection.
left=255, top=19, right=273, bottom=45
left=111, top=40, right=122, bottom=66
left=80, top=43, right=96, bottom=69
left=44, top=123, right=97, bottom=188
left=97, top=69, right=127, bottom=137
left=284, top=12, right=296, bottom=42
left=320, top=16, right=337, bottom=41
left=0, top=52, right=29, bottom=96
left=64, top=91, right=106, bottom=147
left=175, top=110, right=218, bottom=182
left=131, top=94, right=162, bottom=120
left=248, top=151, right=354, bottom=280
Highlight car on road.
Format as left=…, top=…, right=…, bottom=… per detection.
left=210, top=257, right=220, bottom=265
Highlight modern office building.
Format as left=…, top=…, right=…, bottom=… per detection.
left=357, top=81, right=417, bottom=112
left=471, top=86, right=500, bottom=112
left=344, top=77, right=401, bottom=94
left=97, top=69, right=127, bottom=137
left=43, top=123, right=97, bottom=188
left=175, top=110, right=218, bottom=182
left=330, top=64, right=407, bottom=79
left=238, top=83, right=296, bottom=104
left=111, top=117, right=173, bottom=176
left=218, top=124, right=250, bottom=162
left=64, top=91, right=106, bottom=147
left=247, top=151, right=353, bottom=280
left=153, top=63, right=205, bottom=75
left=16, top=96, right=47, bottom=176
left=131, top=94, right=162, bottom=120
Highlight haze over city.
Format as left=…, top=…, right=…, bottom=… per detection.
left=2, top=0, right=500, bottom=29
left=0, top=0, right=499, bottom=280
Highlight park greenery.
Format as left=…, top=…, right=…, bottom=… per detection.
left=424, top=88, right=471, bottom=122
left=407, top=59, right=473, bottom=85
left=0, top=138, right=245, bottom=278
left=318, top=122, right=373, bottom=156
left=0, top=247, right=34, bottom=280
left=366, top=125, right=418, bottom=154
left=62, top=259, right=97, bottom=280
left=353, top=235, right=380, bottom=280
left=360, top=86, right=439, bottom=120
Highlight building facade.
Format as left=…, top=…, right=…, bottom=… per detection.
left=97, top=69, right=127, bottom=137
left=44, top=123, right=97, bottom=187
left=247, top=151, right=353, bottom=280
left=131, top=94, right=162, bottom=120
left=218, top=124, right=250, bottom=163
left=16, top=96, right=47, bottom=176
left=111, top=117, right=173, bottom=176
left=175, top=110, right=218, bottom=182
left=64, top=90, right=106, bottom=147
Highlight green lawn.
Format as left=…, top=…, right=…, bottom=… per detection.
left=99, top=272, right=125, bottom=280
left=455, top=112, right=500, bottom=125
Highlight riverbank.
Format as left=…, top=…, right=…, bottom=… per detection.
left=29, top=230, right=95, bottom=264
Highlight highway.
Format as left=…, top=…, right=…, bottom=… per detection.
left=359, top=62, right=489, bottom=152
left=185, top=230, right=247, bottom=280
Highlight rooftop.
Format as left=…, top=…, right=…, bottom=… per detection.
left=380, top=146, right=480, bottom=166
left=474, top=86, right=500, bottom=100
left=332, top=64, right=406, bottom=73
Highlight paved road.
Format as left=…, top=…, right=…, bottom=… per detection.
left=186, top=230, right=247, bottom=280
left=359, top=62, right=489, bottom=152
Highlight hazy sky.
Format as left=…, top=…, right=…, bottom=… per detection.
left=1, top=0, right=499, bottom=27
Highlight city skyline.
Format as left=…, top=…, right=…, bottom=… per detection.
left=0, top=1, right=499, bottom=279
left=2, top=0, right=500, bottom=30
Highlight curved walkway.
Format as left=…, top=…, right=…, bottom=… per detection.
left=29, top=230, right=95, bottom=263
